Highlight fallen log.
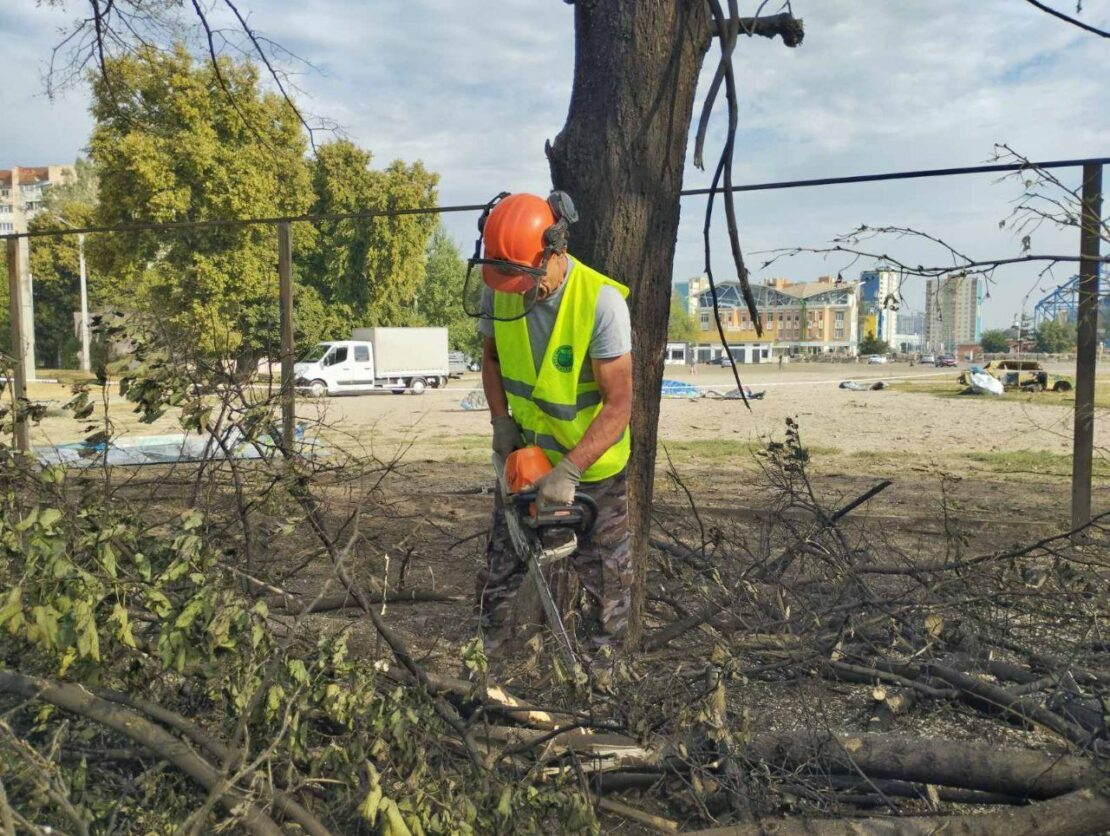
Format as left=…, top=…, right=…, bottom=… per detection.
left=925, top=664, right=1095, bottom=749
left=745, top=731, right=1096, bottom=800
left=685, top=781, right=1110, bottom=836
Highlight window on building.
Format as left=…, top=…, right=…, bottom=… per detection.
left=835, top=311, right=845, bottom=322
left=700, top=312, right=710, bottom=328
left=0, top=223, right=12, bottom=233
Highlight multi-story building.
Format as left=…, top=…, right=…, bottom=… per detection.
left=686, top=275, right=860, bottom=363
left=924, top=273, right=983, bottom=354
left=859, top=267, right=898, bottom=345
left=0, top=164, right=76, bottom=234
left=893, top=310, right=926, bottom=353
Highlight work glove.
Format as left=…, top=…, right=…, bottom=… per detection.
left=535, top=457, right=582, bottom=508
left=491, top=415, right=525, bottom=458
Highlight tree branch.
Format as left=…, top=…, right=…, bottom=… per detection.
left=708, top=13, right=806, bottom=47
left=0, top=669, right=284, bottom=836
left=1023, top=0, right=1110, bottom=38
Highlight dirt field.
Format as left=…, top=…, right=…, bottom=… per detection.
left=23, top=358, right=1110, bottom=502
left=16, top=361, right=1106, bottom=832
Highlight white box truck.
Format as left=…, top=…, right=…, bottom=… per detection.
left=293, top=327, right=449, bottom=397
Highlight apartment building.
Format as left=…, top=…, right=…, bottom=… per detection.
left=924, top=273, right=983, bottom=354
left=859, top=267, right=898, bottom=345
left=0, top=164, right=76, bottom=234
left=687, top=275, right=860, bottom=362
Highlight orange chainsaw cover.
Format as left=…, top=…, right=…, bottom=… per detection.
left=505, top=446, right=552, bottom=494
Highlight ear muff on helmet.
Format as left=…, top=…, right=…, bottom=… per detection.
left=542, top=191, right=578, bottom=256
left=461, top=189, right=580, bottom=321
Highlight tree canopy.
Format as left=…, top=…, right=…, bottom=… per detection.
left=858, top=332, right=890, bottom=356
left=979, top=329, right=1011, bottom=354
left=83, top=47, right=441, bottom=360
left=304, top=141, right=439, bottom=329
left=412, top=224, right=479, bottom=355
left=88, top=45, right=314, bottom=359
left=667, top=292, right=698, bottom=344
left=1035, top=318, right=1077, bottom=353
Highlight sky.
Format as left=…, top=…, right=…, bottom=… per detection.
left=3, top=0, right=1109, bottom=329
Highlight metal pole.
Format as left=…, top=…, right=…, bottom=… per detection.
left=11, top=170, right=36, bottom=382
left=277, top=222, right=295, bottom=450
left=6, top=238, right=31, bottom=453
left=1071, top=163, right=1103, bottom=530
left=78, top=233, right=91, bottom=372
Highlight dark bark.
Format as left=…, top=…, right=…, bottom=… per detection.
left=687, top=783, right=1110, bottom=835
left=547, top=1, right=713, bottom=642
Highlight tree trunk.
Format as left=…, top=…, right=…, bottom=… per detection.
left=548, top=0, right=712, bottom=643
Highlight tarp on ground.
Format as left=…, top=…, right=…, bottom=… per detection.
left=968, top=371, right=1004, bottom=396
left=35, top=426, right=312, bottom=468
left=660, top=379, right=702, bottom=399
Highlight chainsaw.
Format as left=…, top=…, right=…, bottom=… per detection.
left=492, top=446, right=597, bottom=671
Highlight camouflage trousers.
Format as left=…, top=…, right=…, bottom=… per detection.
left=475, top=469, right=632, bottom=647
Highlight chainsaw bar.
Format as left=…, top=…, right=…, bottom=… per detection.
left=492, top=454, right=579, bottom=672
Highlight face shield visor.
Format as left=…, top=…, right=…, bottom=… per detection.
left=463, top=192, right=544, bottom=322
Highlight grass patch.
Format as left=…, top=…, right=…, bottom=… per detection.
left=961, top=449, right=1110, bottom=479
left=661, top=438, right=840, bottom=463
left=888, top=379, right=1110, bottom=409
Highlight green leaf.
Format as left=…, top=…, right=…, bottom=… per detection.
left=358, top=763, right=383, bottom=825
left=0, top=588, right=23, bottom=631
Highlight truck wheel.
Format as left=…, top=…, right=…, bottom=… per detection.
left=308, top=379, right=328, bottom=398
left=410, top=377, right=427, bottom=395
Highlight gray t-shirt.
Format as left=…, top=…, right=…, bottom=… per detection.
left=479, top=257, right=631, bottom=383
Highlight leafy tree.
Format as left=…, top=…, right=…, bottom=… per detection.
left=412, top=224, right=479, bottom=355
left=858, top=332, right=890, bottom=356
left=979, top=329, right=1010, bottom=354
left=667, top=292, right=698, bottom=344
left=23, top=159, right=103, bottom=369
left=304, top=141, right=439, bottom=328
left=1035, top=318, right=1077, bottom=353
left=87, top=45, right=313, bottom=363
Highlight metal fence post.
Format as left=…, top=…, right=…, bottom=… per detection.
left=1071, top=163, right=1103, bottom=530
left=277, top=222, right=295, bottom=450
left=6, top=237, right=31, bottom=453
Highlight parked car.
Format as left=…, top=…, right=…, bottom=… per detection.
left=448, top=351, right=478, bottom=377
left=935, top=356, right=957, bottom=367
left=866, top=355, right=888, bottom=365
left=919, top=353, right=937, bottom=365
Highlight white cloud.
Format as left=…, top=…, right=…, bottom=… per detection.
left=3, top=0, right=1109, bottom=327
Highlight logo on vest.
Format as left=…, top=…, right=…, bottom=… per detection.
left=552, top=345, right=574, bottom=373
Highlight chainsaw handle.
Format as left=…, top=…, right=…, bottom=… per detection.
left=511, top=491, right=598, bottom=537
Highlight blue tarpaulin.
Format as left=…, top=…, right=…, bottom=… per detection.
left=660, top=379, right=702, bottom=398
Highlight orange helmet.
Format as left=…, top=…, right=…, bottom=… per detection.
left=481, top=193, right=556, bottom=293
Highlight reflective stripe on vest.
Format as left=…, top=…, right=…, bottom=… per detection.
left=493, top=258, right=631, bottom=482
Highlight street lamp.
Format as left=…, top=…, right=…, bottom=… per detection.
left=53, top=215, right=91, bottom=372
left=1017, top=283, right=1039, bottom=364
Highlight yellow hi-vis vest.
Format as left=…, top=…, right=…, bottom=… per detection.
left=493, top=259, right=631, bottom=483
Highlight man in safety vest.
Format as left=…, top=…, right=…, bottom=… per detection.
left=472, top=191, right=633, bottom=650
